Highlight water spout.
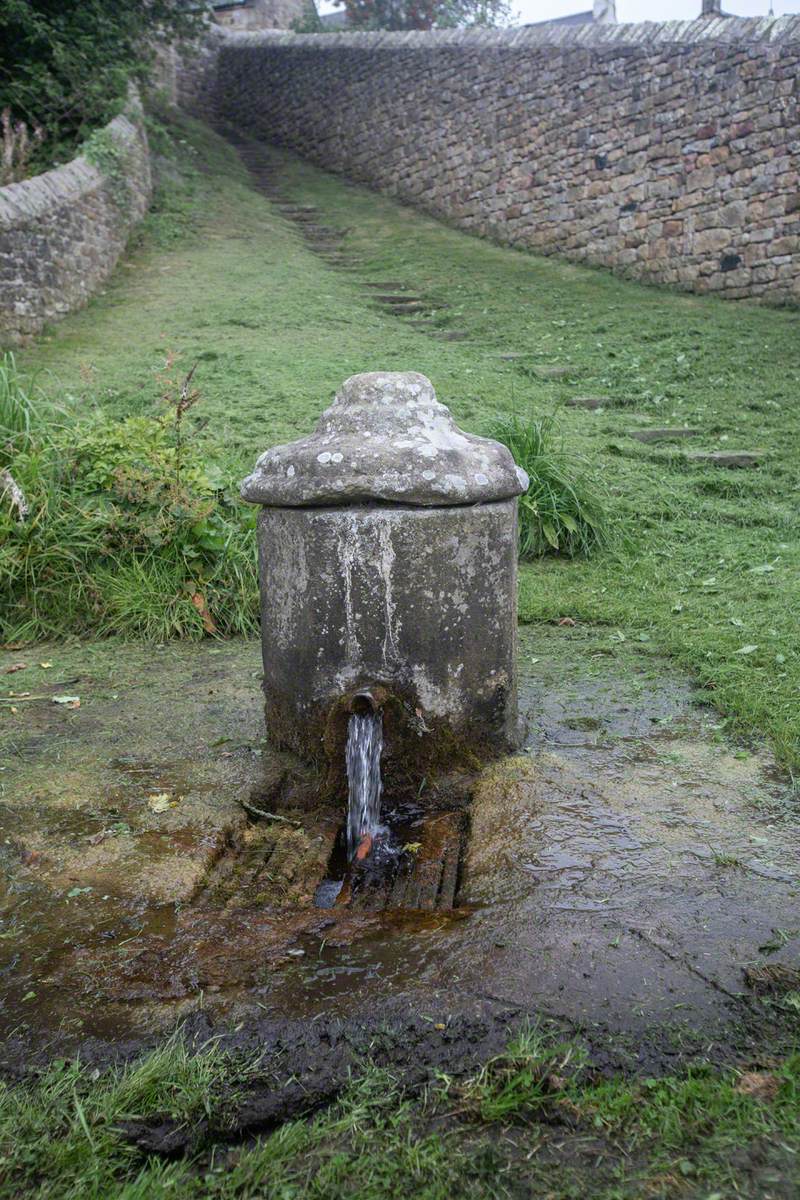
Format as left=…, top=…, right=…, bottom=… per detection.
left=346, top=710, right=383, bottom=859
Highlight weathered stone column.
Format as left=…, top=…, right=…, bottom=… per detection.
left=241, top=372, right=528, bottom=765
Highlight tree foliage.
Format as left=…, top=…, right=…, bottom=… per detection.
left=333, top=0, right=511, bottom=31
left=0, top=0, right=202, bottom=172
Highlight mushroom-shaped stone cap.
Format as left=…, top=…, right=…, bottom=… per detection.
left=240, top=371, right=529, bottom=507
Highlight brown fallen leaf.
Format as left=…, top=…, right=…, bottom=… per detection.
left=191, top=592, right=217, bottom=635
left=4, top=663, right=27, bottom=674
left=735, top=1072, right=780, bottom=1101
left=558, top=617, right=576, bottom=627
left=355, top=834, right=373, bottom=862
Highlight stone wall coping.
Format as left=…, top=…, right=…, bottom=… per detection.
left=217, top=14, right=800, bottom=50
left=0, top=92, right=143, bottom=230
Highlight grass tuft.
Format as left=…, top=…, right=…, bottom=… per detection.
left=0, top=351, right=44, bottom=465
left=488, top=412, right=608, bottom=559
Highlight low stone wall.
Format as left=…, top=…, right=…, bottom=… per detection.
left=0, top=94, right=151, bottom=346
left=212, top=18, right=800, bottom=303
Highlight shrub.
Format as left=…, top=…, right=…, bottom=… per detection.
left=0, top=360, right=258, bottom=642
left=489, top=412, right=608, bottom=560
left=0, top=2, right=202, bottom=172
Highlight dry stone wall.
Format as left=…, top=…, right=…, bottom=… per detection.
left=0, top=94, right=151, bottom=346
left=212, top=18, right=800, bottom=302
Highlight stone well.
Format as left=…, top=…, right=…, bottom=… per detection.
left=241, top=371, right=528, bottom=766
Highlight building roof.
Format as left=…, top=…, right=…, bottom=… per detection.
left=525, top=10, right=593, bottom=27
left=319, top=8, right=349, bottom=26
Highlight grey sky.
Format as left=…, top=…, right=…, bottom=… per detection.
left=519, top=0, right=799, bottom=20
left=318, top=0, right=800, bottom=22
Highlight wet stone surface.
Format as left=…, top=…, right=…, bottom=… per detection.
left=1, top=628, right=798, bottom=1070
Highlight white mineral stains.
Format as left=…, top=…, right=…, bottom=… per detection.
left=475, top=472, right=489, bottom=485
left=377, top=522, right=400, bottom=667
left=419, top=444, right=438, bottom=458
left=258, top=502, right=518, bottom=749
left=422, top=469, right=436, bottom=481
left=338, top=514, right=360, bottom=662
left=287, top=465, right=295, bottom=478
left=317, top=451, right=332, bottom=464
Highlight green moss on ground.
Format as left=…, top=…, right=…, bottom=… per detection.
left=17, top=114, right=800, bottom=769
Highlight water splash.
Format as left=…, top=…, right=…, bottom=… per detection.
left=346, top=711, right=383, bottom=859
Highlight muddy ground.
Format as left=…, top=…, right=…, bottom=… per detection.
left=1, top=626, right=798, bottom=1089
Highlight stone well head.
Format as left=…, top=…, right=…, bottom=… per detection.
left=241, top=371, right=528, bottom=773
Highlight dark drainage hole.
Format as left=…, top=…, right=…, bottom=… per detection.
left=314, top=803, right=465, bottom=913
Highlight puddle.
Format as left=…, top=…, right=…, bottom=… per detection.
left=1, top=630, right=798, bottom=1059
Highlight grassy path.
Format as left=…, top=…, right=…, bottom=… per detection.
left=17, top=112, right=800, bottom=772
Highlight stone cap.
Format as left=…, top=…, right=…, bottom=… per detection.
left=240, top=371, right=529, bottom=508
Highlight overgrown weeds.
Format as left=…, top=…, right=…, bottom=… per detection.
left=488, top=412, right=608, bottom=559
left=0, top=353, right=258, bottom=643
left=0, top=351, right=43, bottom=465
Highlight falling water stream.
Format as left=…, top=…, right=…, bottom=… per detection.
left=346, top=711, right=384, bottom=859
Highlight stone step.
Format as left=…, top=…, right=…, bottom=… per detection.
left=566, top=396, right=611, bottom=410
left=628, top=428, right=701, bottom=443
left=371, top=294, right=423, bottom=304
left=684, top=450, right=765, bottom=468
left=532, top=365, right=578, bottom=380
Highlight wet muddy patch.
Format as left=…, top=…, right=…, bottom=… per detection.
left=1, top=630, right=798, bottom=1068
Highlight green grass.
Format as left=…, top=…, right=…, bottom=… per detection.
left=12, top=111, right=800, bottom=770
left=488, top=412, right=608, bottom=558
left=0, top=351, right=45, bottom=465
left=1, top=1029, right=798, bottom=1198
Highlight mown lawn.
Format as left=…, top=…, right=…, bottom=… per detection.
left=16, top=110, right=800, bottom=772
